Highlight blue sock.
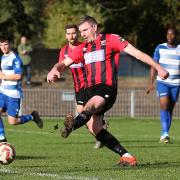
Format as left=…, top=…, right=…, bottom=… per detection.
left=20, top=115, right=33, bottom=124
left=160, top=110, right=169, bottom=136
left=167, top=111, right=172, bottom=132
left=0, top=118, right=5, bottom=139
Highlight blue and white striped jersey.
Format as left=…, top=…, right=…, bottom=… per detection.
left=0, top=51, right=23, bottom=98
left=153, top=43, right=180, bottom=86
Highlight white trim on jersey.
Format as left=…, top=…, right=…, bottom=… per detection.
left=159, top=59, right=180, bottom=65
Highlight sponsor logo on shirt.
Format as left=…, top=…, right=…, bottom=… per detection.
left=84, top=49, right=105, bottom=64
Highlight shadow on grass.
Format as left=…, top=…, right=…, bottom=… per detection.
left=30, top=161, right=180, bottom=172
left=60, top=141, right=97, bottom=145
left=136, top=161, right=180, bottom=169
left=16, top=155, right=47, bottom=160
left=121, top=140, right=159, bottom=143
left=58, top=140, right=180, bottom=149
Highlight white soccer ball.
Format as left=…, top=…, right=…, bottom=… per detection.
left=0, top=142, right=16, bottom=165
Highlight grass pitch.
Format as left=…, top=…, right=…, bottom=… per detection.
left=0, top=118, right=180, bottom=180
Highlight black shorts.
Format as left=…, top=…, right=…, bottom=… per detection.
left=86, top=84, right=117, bottom=115
left=75, top=88, right=89, bottom=106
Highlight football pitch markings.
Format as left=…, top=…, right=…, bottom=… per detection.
left=0, top=167, right=98, bottom=180
left=7, top=128, right=160, bottom=138
left=6, top=128, right=180, bottom=143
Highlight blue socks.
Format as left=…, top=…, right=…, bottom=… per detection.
left=0, top=118, right=5, bottom=140
left=20, top=115, right=33, bottom=124
left=167, top=111, right=172, bottom=132
left=160, top=110, right=170, bottom=137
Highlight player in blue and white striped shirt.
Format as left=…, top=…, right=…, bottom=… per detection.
left=0, top=36, right=43, bottom=143
left=147, top=27, right=180, bottom=143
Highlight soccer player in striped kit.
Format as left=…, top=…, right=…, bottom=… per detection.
left=47, top=16, right=169, bottom=167
left=0, top=36, right=43, bottom=143
left=147, top=27, right=180, bottom=143
left=59, top=24, right=108, bottom=149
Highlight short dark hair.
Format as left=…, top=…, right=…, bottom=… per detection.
left=65, top=24, right=78, bottom=32
left=78, top=15, right=98, bottom=27
left=166, top=25, right=178, bottom=35
left=0, top=35, right=11, bottom=43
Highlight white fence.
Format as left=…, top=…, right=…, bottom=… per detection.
left=21, top=89, right=180, bottom=118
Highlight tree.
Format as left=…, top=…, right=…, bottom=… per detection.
left=42, top=0, right=106, bottom=48
left=0, top=0, right=46, bottom=47
left=93, top=0, right=179, bottom=54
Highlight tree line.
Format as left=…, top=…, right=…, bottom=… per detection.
left=0, top=0, right=179, bottom=54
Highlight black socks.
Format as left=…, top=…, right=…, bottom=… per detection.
left=73, top=111, right=92, bottom=130
left=96, top=129, right=127, bottom=156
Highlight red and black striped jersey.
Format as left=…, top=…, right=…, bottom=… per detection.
left=69, top=34, right=128, bottom=88
left=58, top=44, right=86, bottom=92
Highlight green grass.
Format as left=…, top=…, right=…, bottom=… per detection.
left=0, top=118, right=180, bottom=180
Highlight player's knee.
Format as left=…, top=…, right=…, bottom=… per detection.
left=8, top=118, right=19, bottom=125
left=8, top=121, right=17, bottom=125
left=160, top=104, right=169, bottom=110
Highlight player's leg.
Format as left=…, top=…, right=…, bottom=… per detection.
left=157, top=82, right=170, bottom=143
left=167, top=101, right=175, bottom=132
left=94, top=119, right=109, bottom=148
left=61, top=95, right=105, bottom=138
left=7, top=97, right=43, bottom=128
left=61, top=85, right=114, bottom=138
left=157, top=82, right=171, bottom=143
left=75, top=88, right=105, bottom=149
left=0, top=115, right=7, bottom=142
left=159, top=96, right=170, bottom=143
left=0, top=94, right=7, bottom=142
left=167, top=86, right=180, bottom=133
left=93, top=115, right=107, bottom=149
left=87, top=114, right=137, bottom=166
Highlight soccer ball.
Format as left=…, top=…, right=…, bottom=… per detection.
left=0, top=142, right=16, bottom=165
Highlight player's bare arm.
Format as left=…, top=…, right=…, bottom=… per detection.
left=47, top=57, right=74, bottom=83
left=124, top=44, right=169, bottom=80
left=146, top=67, right=157, bottom=94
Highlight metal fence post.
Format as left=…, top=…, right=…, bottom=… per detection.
left=130, top=90, right=134, bottom=118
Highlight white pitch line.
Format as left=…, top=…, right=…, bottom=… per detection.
left=0, top=167, right=99, bottom=180
left=7, top=128, right=52, bottom=135
left=6, top=128, right=180, bottom=140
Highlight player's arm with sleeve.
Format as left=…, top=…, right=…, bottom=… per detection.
left=147, top=46, right=159, bottom=94
left=58, top=46, right=65, bottom=63
left=0, top=58, right=22, bottom=80
left=110, top=34, right=129, bottom=52
left=123, top=43, right=168, bottom=80
left=47, top=45, right=83, bottom=83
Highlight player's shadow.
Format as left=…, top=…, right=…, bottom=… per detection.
left=121, top=139, right=159, bottom=143
left=136, top=161, right=180, bottom=169
left=61, top=141, right=98, bottom=145
left=25, top=161, right=180, bottom=172
left=16, top=155, right=47, bottom=160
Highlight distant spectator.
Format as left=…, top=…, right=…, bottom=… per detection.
left=17, top=36, right=32, bottom=85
